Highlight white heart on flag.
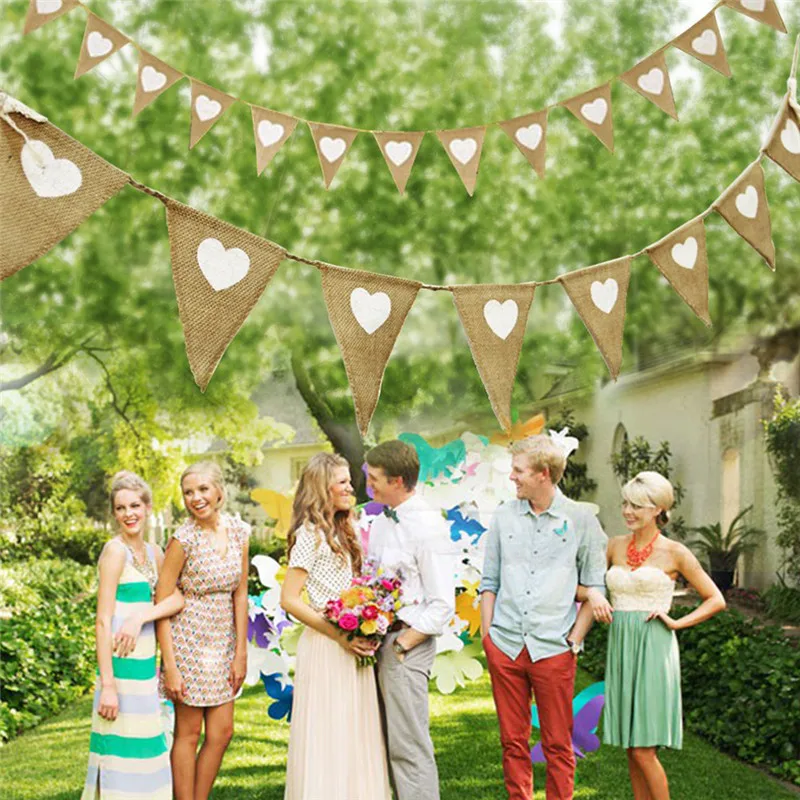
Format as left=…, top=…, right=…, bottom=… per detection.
left=196, top=238, right=250, bottom=291
left=515, top=123, right=543, bottom=151
left=637, top=68, right=665, bottom=95
left=692, top=30, right=718, bottom=56
left=257, top=120, right=285, bottom=148
left=780, top=119, right=800, bottom=155
left=195, top=95, right=222, bottom=122
left=741, top=0, right=766, bottom=11
left=87, top=31, right=113, bottom=59
left=580, top=98, right=608, bottom=125
left=590, top=279, right=618, bottom=314
left=449, top=137, right=477, bottom=165
left=483, top=299, right=519, bottom=340
left=350, top=288, right=391, bottom=334
left=36, top=0, right=63, bottom=13
left=671, top=237, right=698, bottom=270
left=320, top=136, right=347, bottom=163
left=735, top=185, right=759, bottom=219
left=140, top=65, right=167, bottom=93
left=385, top=140, right=413, bottom=167
left=21, top=140, right=83, bottom=198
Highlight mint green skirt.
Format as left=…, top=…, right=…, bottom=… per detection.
left=603, top=611, right=683, bottom=750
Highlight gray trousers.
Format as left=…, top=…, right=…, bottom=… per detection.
left=376, top=630, right=440, bottom=800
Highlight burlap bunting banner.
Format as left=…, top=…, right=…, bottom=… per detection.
left=620, top=51, right=678, bottom=120
left=673, top=12, right=732, bottom=78
left=74, top=13, right=129, bottom=80
left=189, top=80, right=235, bottom=150
left=24, top=0, right=79, bottom=35
left=165, top=199, right=286, bottom=390
left=560, top=257, right=631, bottom=379
left=309, top=124, right=359, bottom=189
left=713, top=161, right=775, bottom=270
left=133, top=51, right=183, bottom=117
left=562, top=83, right=614, bottom=152
left=451, top=284, right=536, bottom=430
left=765, top=96, right=800, bottom=183
left=373, top=131, right=425, bottom=195
left=0, top=110, right=129, bottom=281
left=320, top=266, right=421, bottom=435
left=646, top=217, right=711, bottom=325
left=498, top=110, right=548, bottom=178
left=436, top=127, right=487, bottom=196
left=251, top=106, right=298, bottom=175
left=724, top=0, right=787, bottom=34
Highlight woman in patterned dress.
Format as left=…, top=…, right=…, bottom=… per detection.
left=82, top=471, right=184, bottom=800
left=156, top=461, right=250, bottom=800
left=281, top=453, right=392, bottom=800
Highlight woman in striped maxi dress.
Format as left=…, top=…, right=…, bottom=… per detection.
left=82, top=471, right=185, bottom=800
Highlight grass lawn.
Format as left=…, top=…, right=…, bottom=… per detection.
left=1, top=667, right=794, bottom=800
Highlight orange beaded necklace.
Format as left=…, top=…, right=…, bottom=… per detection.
left=626, top=531, right=660, bottom=569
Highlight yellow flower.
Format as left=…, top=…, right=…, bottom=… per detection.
left=360, top=619, right=379, bottom=636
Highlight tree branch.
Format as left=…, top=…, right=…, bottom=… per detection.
left=0, top=335, right=98, bottom=393
left=83, top=350, right=141, bottom=440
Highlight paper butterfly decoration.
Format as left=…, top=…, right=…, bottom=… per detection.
left=360, top=463, right=386, bottom=516
left=446, top=504, right=487, bottom=545
left=454, top=591, right=481, bottom=638
left=531, top=681, right=605, bottom=762
left=548, top=427, right=580, bottom=459
left=261, top=672, right=294, bottom=721
left=489, top=413, right=545, bottom=446
left=430, top=641, right=484, bottom=694
left=398, top=432, right=467, bottom=482
left=251, top=488, right=293, bottom=538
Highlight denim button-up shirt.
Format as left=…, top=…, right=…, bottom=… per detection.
left=479, top=490, right=608, bottom=662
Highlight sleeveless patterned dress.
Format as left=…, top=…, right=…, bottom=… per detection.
left=82, top=542, right=171, bottom=800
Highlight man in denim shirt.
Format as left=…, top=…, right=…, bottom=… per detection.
left=479, top=434, right=608, bottom=800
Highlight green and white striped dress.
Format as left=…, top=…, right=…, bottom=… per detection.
left=81, top=543, right=171, bottom=799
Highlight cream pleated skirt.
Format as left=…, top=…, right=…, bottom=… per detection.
left=284, top=627, right=392, bottom=800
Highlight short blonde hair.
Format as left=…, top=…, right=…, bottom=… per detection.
left=510, top=434, right=566, bottom=484
left=622, top=471, right=674, bottom=525
left=180, top=460, right=227, bottom=511
left=109, top=470, right=152, bottom=512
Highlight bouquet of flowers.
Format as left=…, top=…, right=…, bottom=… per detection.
left=324, top=559, right=403, bottom=666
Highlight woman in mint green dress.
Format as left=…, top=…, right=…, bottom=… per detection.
left=577, top=472, right=725, bottom=800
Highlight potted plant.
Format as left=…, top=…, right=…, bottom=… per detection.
left=686, top=506, right=764, bottom=593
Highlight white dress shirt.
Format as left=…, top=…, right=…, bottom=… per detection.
left=367, top=493, right=456, bottom=636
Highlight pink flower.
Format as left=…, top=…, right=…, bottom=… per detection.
left=376, top=615, right=389, bottom=635
left=338, top=613, right=359, bottom=631
left=326, top=599, right=344, bottom=616
left=362, top=604, right=379, bottom=620
left=380, top=579, right=395, bottom=592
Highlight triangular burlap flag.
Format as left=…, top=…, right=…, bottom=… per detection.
left=373, top=131, right=425, bottom=194
left=251, top=106, right=298, bottom=175
left=560, top=257, right=631, bottom=378
left=451, top=284, right=536, bottom=430
left=723, top=0, right=787, bottom=34
left=189, top=80, right=236, bottom=150
left=562, top=84, right=614, bottom=152
left=646, top=217, right=710, bottom=325
left=620, top=51, right=678, bottom=120
left=74, top=14, right=129, bottom=80
left=672, top=12, right=732, bottom=78
left=320, top=265, right=421, bottom=435
left=24, top=0, right=79, bottom=35
left=713, top=161, right=775, bottom=270
left=498, top=110, right=548, bottom=178
left=0, top=110, right=129, bottom=281
left=435, top=127, right=487, bottom=196
left=765, top=96, right=800, bottom=183
left=133, top=51, right=183, bottom=117
left=309, top=123, right=358, bottom=189
left=165, top=199, right=286, bottom=390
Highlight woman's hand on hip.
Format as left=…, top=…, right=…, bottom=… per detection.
left=646, top=610, right=678, bottom=629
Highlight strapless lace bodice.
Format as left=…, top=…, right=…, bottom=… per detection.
left=606, top=565, right=674, bottom=612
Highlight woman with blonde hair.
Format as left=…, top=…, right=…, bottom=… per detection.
left=576, top=471, right=726, bottom=800
left=281, top=452, right=391, bottom=800
left=82, top=471, right=184, bottom=799
left=155, top=461, right=250, bottom=800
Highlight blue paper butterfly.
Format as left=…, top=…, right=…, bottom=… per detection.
left=261, top=672, right=294, bottom=722
left=446, top=506, right=486, bottom=545
left=398, top=433, right=466, bottom=483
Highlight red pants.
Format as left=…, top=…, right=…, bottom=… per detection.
left=484, top=635, right=576, bottom=800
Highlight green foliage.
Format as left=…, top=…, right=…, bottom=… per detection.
left=548, top=409, right=597, bottom=501
left=685, top=506, right=765, bottom=573
left=762, top=578, right=800, bottom=626
left=0, top=560, right=97, bottom=742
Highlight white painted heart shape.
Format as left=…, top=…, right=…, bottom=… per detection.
left=741, top=0, right=766, bottom=12
left=780, top=119, right=800, bottom=155
left=385, top=140, right=413, bottom=167
left=671, top=236, right=698, bottom=270
left=580, top=98, right=608, bottom=125
left=515, top=123, right=543, bottom=151
left=140, top=65, right=167, bottom=93
left=692, top=30, right=717, bottom=56
left=257, top=120, right=285, bottom=148
left=195, top=95, right=222, bottom=122
left=637, top=68, right=664, bottom=95
left=87, top=30, right=113, bottom=59
left=350, top=288, right=391, bottom=334
left=36, top=0, right=63, bottom=14
left=590, top=279, right=619, bottom=314
left=483, top=299, right=519, bottom=340
left=735, top=185, right=759, bottom=219
left=320, top=136, right=347, bottom=163
left=449, top=137, right=477, bottom=165
left=21, top=140, right=82, bottom=198
left=196, top=238, right=250, bottom=291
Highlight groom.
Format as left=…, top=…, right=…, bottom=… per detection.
left=366, top=439, right=456, bottom=800
left=479, top=434, right=608, bottom=800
